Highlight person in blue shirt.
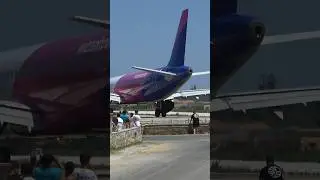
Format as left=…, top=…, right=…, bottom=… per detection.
left=120, top=110, right=129, bottom=128
left=33, top=154, right=62, bottom=180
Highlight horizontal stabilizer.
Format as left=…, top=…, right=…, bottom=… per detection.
left=71, top=16, right=109, bottom=29
left=132, top=66, right=177, bottom=76
left=192, top=71, right=210, bottom=76
left=165, top=89, right=210, bottom=100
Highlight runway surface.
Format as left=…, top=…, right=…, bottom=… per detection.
left=110, top=134, right=210, bottom=180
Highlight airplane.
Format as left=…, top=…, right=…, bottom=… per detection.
left=211, top=0, right=320, bottom=123
left=0, top=15, right=109, bottom=136
left=211, top=0, right=320, bottom=97
left=110, top=9, right=210, bottom=117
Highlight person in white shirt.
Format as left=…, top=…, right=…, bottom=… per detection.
left=132, top=110, right=141, bottom=127
left=116, top=112, right=123, bottom=131
left=129, top=113, right=134, bottom=128
left=73, top=154, right=98, bottom=180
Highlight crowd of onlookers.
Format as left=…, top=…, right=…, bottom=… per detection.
left=1, top=150, right=99, bottom=180
left=110, top=110, right=141, bottom=132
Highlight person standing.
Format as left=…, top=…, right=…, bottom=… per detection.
left=129, top=113, right=134, bottom=128
left=111, top=113, right=118, bottom=132
left=120, top=110, right=130, bottom=128
left=191, top=111, right=200, bottom=134
left=74, top=154, right=98, bottom=180
left=20, top=163, right=35, bottom=180
left=64, top=161, right=76, bottom=180
left=132, top=110, right=141, bottom=127
left=33, top=154, right=62, bottom=180
left=117, top=113, right=123, bottom=131
left=259, top=155, right=284, bottom=180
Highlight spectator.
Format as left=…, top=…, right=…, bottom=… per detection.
left=132, top=110, right=141, bottom=127
left=117, top=113, right=123, bottom=131
left=129, top=113, right=134, bottom=128
left=74, top=154, right=98, bottom=180
left=7, top=161, right=21, bottom=180
left=21, top=163, right=34, bottom=180
left=191, top=111, right=200, bottom=134
left=33, top=154, right=62, bottom=180
left=120, top=110, right=130, bottom=128
left=64, top=161, right=76, bottom=180
left=110, top=113, right=114, bottom=133
left=111, top=113, right=118, bottom=132
left=259, top=155, right=284, bottom=180
left=112, top=113, right=118, bottom=126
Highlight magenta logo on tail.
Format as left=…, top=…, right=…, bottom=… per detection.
left=177, top=9, right=188, bottom=33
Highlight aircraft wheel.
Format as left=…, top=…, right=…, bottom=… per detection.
left=161, top=112, right=167, bottom=117
left=155, top=109, right=160, bottom=117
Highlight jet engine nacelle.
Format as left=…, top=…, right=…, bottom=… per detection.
left=248, top=22, right=265, bottom=46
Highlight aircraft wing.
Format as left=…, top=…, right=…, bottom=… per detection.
left=165, top=89, right=210, bottom=100
left=192, top=71, right=210, bottom=76
left=211, top=86, right=320, bottom=112
left=110, top=93, right=121, bottom=103
left=71, top=16, right=109, bottom=29
left=211, top=30, right=320, bottom=46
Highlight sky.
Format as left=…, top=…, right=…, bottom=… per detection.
left=110, top=0, right=210, bottom=89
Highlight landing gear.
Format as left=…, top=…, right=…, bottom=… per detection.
left=155, top=108, right=161, bottom=117
left=0, top=123, right=7, bottom=135
left=154, top=100, right=174, bottom=117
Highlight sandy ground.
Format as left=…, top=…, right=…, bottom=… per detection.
left=110, top=134, right=210, bottom=180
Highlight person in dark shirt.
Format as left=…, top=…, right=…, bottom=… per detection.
left=259, top=155, right=284, bottom=180
left=21, top=162, right=34, bottom=180
left=191, top=111, right=200, bottom=134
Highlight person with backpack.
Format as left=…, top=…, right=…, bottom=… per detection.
left=259, top=155, right=285, bottom=180
left=190, top=111, right=200, bottom=134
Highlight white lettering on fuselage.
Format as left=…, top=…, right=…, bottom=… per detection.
left=77, top=39, right=109, bottom=53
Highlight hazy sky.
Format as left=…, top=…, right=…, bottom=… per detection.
left=110, top=0, right=210, bottom=89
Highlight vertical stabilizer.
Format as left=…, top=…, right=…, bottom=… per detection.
left=167, top=9, right=188, bottom=67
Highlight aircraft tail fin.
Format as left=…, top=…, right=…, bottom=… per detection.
left=167, top=9, right=188, bottom=67
left=213, top=0, right=238, bottom=17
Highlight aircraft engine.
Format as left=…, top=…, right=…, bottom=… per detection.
left=248, top=22, right=265, bottom=45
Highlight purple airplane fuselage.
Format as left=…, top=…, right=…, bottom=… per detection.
left=0, top=30, right=108, bottom=135
left=111, top=66, right=192, bottom=104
